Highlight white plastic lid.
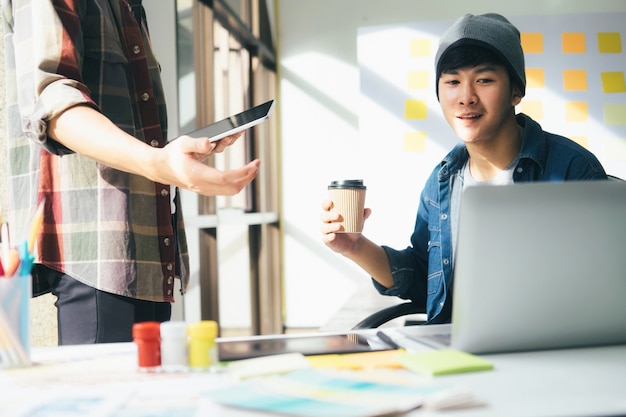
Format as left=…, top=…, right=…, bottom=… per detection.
left=160, top=321, right=187, bottom=339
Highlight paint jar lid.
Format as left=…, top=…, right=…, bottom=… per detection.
left=188, top=320, right=218, bottom=339
left=132, top=322, right=161, bottom=340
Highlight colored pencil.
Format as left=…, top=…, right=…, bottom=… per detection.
left=28, top=199, right=45, bottom=254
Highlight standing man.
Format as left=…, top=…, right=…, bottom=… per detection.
left=3, top=0, right=260, bottom=344
left=321, top=13, right=607, bottom=324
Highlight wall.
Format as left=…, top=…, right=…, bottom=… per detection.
left=277, top=0, right=626, bottom=328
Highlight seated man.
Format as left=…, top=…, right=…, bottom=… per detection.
left=320, top=13, right=607, bottom=324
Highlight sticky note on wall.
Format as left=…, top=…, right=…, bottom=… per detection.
left=569, top=136, right=589, bottom=149
left=404, top=132, right=427, bottom=153
left=598, top=32, right=622, bottom=53
left=408, top=70, right=430, bottom=90
left=565, top=101, right=589, bottom=122
left=605, top=138, right=626, bottom=161
left=520, top=100, right=544, bottom=121
left=521, top=32, right=544, bottom=53
left=405, top=99, right=427, bottom=120
left=562, top=32, right=586, bottom=53
left=410, top=39, right=431, bottom=57
left=563, top=69, right=588, bottom=91
left=601, top=72, right=626, bottom=93
left=526, top=68, right=545, bottom=89
left=604, top=104, right=626, bottom=126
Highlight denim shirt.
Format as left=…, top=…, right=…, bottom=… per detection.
left=373, top=113, right=607, bottom=324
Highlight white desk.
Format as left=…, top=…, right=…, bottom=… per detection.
left=1, top=332, right=625, bottom=417
left=420, top=344, right=626, bottom=416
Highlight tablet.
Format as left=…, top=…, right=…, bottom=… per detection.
left=217, top=332, right=392, bottom=361
left=187, top=99, right=275, bottom=142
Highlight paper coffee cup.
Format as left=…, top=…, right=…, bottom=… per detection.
left=328, top=180, right=366, bottom=233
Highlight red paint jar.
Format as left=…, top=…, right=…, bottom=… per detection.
left=132, top=321, right=161, bottom=372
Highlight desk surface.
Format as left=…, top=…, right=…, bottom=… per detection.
left=429, top=344, right=626, bottom=416
left=2, top=331, right=626, bottom=417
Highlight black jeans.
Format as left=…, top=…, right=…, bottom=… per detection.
left=37, top=265, right=171, bottom=345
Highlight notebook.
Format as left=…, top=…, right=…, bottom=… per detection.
left=398, top=180, right=626, bottom=354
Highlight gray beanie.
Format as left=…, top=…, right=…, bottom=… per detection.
left=435, top=13, right=526, bottom=98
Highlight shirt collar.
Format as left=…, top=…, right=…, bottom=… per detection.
left=440, top=113, right=546, bottom=180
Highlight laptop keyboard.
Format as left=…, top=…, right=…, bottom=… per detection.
left=423, top=333, right=451, bottom=347
left=397, top=328, right=452, bottom=349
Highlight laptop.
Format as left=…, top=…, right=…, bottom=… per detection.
left=396, top=180, right=626, bottom=354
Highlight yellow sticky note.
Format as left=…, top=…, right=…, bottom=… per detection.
left=521, top=32, right=544, bottom=53
left=569, top=136, right=589, bottom=149
left=565, top=101, right=589, bottom=123
left=520, top=100, right=544, bottom=121
left=408, top=70, right=430, bottom=90
left=405, top=99, right=427, bottom=120
left=598, top=32, right=622, bottom=53
left=563, top=69, right=587, bottom=91
left=305, top=354, right=362, bottom=370
left=404, top=131, right=427, bottom=152
left=604, top=104, right=626, bottom=126
left=562, top=32, right=586, bottom=53
left=306, top=350, right=405, bottom=370
left=601, top=72, right=626, bottom=93
left=605, top=138, right=626, bottom=161
left=397, top=349, right=493, bottom=376
left=526, top=68, right=545, bottom=89
left=410, top=39, right=431, bottom=57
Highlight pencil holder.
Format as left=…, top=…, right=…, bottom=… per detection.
left=0, top=273, right=32, bottom=368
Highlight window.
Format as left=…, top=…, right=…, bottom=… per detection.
left=176, top=0, right=281, bottom=336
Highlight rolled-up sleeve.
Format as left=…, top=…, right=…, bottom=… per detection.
left=9, top=0, right=99, bottom=155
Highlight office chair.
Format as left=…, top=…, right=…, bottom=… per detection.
left=352, top=175, right=624, bottom=330
left=351, top=300, right=426, bottom=330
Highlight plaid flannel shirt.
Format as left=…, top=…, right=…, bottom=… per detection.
left=2, top=0, right=189, bottom=302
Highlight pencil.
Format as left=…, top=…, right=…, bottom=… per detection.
left=1, top=221, right=10, bottom=268
left=28, top=199, right=45, bottom=254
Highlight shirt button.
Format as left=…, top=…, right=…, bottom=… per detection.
left=517, top=167, right=524, bottom=173
left=440, top=214, right=448, bottom=220
left=141, top=92, right=150, bottom=101
left=133, top=45, right=141, bottom=55
left=167, top=276, right=174, bottom=285
left=150, top=139, right=159, bottom=147
left=167, top=263, right=173, bottom=271
left=443, top=258, right=450, bottom=265
left=167, top=289, right=173, bottom=296
left=164, top=237, right=171, bottom=247
left=161, top=188, right=169, bottom=197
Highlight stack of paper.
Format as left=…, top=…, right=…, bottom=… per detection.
left=210, top=354, right=487, bottom=417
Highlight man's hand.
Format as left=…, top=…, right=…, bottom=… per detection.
left=320, top=198, right=371, bottom=255
left=157, top=134, right=260, bottom=196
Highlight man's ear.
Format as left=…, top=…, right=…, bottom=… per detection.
left=511, top=87, right=523, bottom=106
